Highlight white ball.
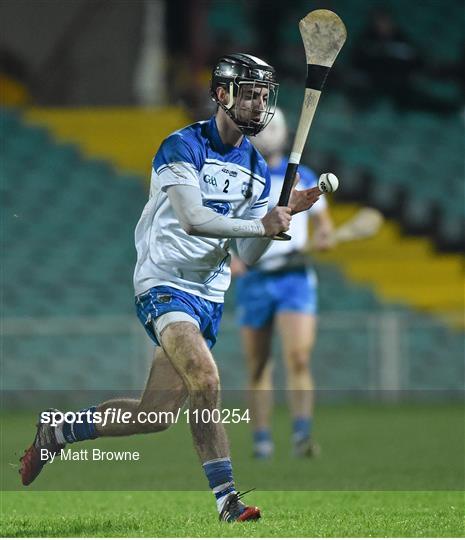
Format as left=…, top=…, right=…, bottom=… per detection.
left=318, top=173, right=339, bottom=193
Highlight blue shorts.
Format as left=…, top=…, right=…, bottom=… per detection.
left=135, top=286, right=224, bottom=349
left=236, top=267, right=317, bottom=328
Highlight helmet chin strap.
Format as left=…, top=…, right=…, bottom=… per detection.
left=225, top=82, right=235, bottom=110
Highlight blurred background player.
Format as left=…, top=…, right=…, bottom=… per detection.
left=232, top=108, right=334, bottom=459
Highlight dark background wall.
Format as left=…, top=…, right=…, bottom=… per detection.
left=0, top=0, right=144, bottom=104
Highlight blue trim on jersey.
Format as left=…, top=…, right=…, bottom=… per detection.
left=251, top=200, right=268, bottom=209
left=203, top=253, right=229, bottom=286
left=135, top=286, right=224, bottom=349
left=153, top=130, right=203, bottom=173
left=152, top=117, right=270, bottom=202
left=258, top=168, right=271, bottom=200
left=235, top=268, right=317, bottom=328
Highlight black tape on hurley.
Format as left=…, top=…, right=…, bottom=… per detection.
left=278, top=162, right=299, bottom=207
left=274, top=162, right=299, bottom=241
left=305, top=64, right=330, bottom=91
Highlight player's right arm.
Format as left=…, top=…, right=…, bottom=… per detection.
left=167, top=184, right=291, bottom=239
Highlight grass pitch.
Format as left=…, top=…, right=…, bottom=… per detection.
left=1, top=403, right=464, bottom=536
left=2, top=490, right=463, bottom=537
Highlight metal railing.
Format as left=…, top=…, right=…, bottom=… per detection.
left=1, top=312, right=463, bottom=400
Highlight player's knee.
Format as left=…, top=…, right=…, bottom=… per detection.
left=196, top=370, right=220, bottom=395
left=135, top=406, right=176, bottom=432
left=288, top=349, right=310, bottom=374
left=139, top=421, right=172, bottom=434
left=138, top=407, right=176, bottom=429
left=185, top=354, right=220, bottom=393
left=151, top=422, right=171, bottom=432
left=250, top=361, right=273, bottom=389
left=186, top=363, right=220, bottom=397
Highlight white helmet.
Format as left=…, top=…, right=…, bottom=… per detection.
left=252, top=107, right=287, bottom=158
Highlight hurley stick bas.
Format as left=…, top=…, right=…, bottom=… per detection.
left=274, top=9, right=347, bottom=241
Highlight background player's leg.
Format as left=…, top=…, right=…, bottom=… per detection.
left=95, top=347, right=188, bottom=436
left=241, top=324, right=274, bottom=457
left=276, top=312, right=318, bottom=454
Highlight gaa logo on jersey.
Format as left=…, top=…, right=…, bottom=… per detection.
left=203, top=174, right=218, bottom=187
left=241, top=181, right=253, bottom=199
left=203, top=200, right=231, bottom=216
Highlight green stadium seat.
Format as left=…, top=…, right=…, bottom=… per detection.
left=2, top=107, right=463, bottom=395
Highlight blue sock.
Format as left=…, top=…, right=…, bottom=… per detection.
left=293, top=417, right=312, bottom=443
left=253, top=428, right=272, bottom=445
left=253, top=428, right=273, bottom=458
left=62, top=406, right=99, bottom=443
left=202, top=457, right=236, bottom=511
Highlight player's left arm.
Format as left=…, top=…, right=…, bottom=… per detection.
left=236, top=173, right=321, bottom=265
left=288, top=173, right=321, bottom=215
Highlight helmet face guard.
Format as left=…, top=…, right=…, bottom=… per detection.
left=210, top=54, right=279, bottom=136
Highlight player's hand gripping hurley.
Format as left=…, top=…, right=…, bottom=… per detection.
left=274, top=10, right=346, bottom=240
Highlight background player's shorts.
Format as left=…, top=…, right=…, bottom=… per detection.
left=236, top=267, right=317, bottom=328
left=135, top=286, right=224, bottom=349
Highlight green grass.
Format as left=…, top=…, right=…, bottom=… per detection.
left=1, top=404, right=464, bottom=536
left=1, top=490, right=463, bottom=537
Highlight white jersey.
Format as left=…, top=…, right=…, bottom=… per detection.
left=254, top=157, right=327, bottom=272
left=133, top=117, right=271, bottom=302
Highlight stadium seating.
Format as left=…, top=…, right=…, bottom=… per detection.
left=2, top=107, right=149, bottom=390
left=301, top=92, right=464, bottom=252
left=1, top=106, right=463, bottom=398
left=24, top=107, right=190, bottom=176
left=206, top=0, right=463, bottom=251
